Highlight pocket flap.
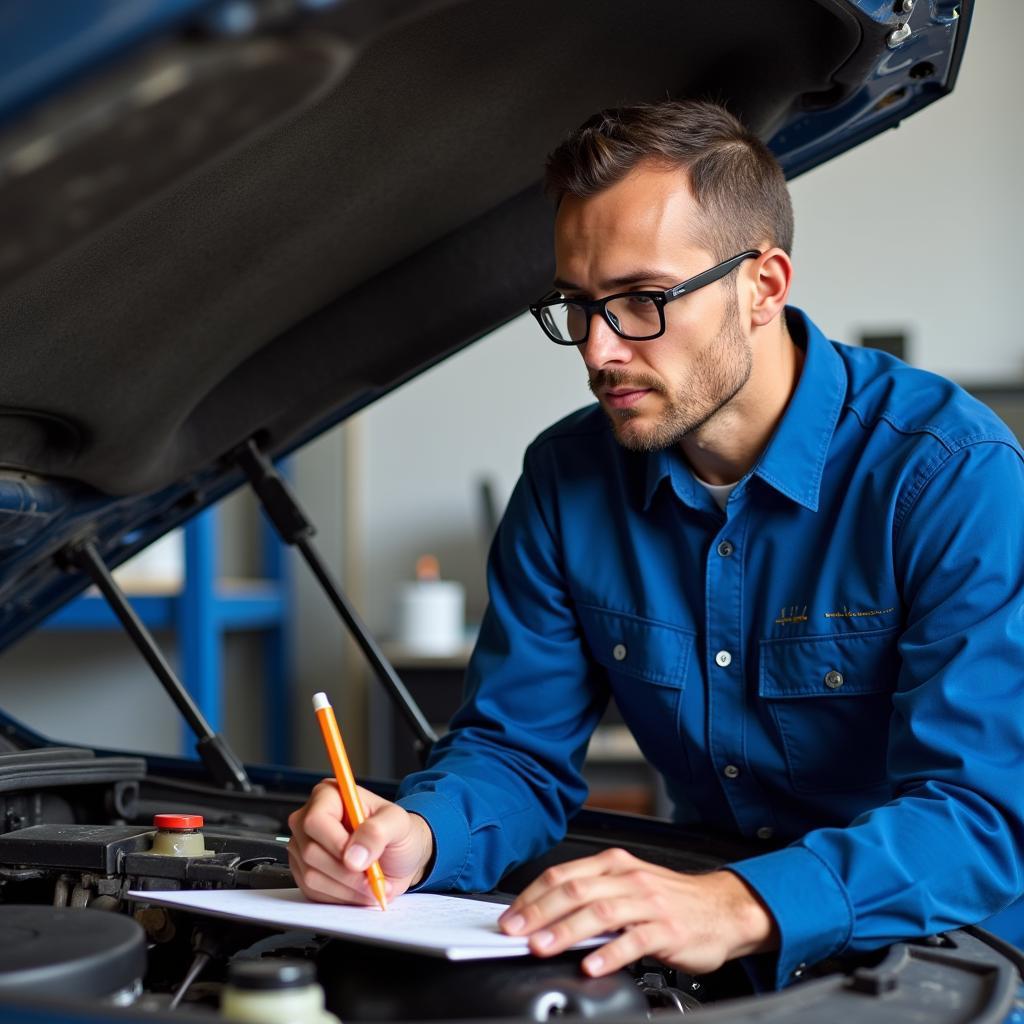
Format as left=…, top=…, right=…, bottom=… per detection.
left=578, top=604, right=693, bottom=687
left=759, top=629, right=899, bottom=699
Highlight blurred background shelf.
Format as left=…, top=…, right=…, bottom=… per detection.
left=42, top=579, right=287, bottom=632
left=39, top=503, right=293, bottom=763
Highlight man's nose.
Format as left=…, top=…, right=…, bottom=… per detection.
left=580, top=311, right=633, bottom=369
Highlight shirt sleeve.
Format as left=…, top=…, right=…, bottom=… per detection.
left=396, top=442, right=608, bottom=891
left=730, top=440, right=1024, bottom=988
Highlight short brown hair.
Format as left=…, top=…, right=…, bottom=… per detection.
left=544, top=100, right=793, bottom=260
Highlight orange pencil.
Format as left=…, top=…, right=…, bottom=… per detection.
left=312, top=691, right=388, bottom=911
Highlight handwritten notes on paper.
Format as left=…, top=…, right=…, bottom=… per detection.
left=127, top=888, right=606, bottom=960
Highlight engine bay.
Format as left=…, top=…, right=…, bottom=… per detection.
left=0, top=746, right=715, bottom=1018
left=1, top=744, right=1021, bottom=1023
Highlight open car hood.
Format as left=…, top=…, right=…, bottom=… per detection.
left=0, top=0, right=970, bottom=650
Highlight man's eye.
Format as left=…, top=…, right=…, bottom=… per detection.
left=626, top=294, right=655, bottom=306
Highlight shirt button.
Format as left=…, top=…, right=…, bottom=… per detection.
left=716, top=540, right=734, bottom=557
left=756, top=826, right=774, bottom=840
left=612, top=644, right=627, bottom=662
left=723, top=764, right=740, bottom=779
left=824, top=670, right=844, bottom=690
left=715, top=650, right=732, bottom=667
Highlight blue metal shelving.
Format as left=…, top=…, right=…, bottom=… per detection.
left=42, top=504, right=293, bottom=763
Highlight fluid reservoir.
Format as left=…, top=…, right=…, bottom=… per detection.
left=149, top=814, right=211, bottom=857
left=221, top=960, right=341, bottom=1024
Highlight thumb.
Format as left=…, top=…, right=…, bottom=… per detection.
left=347, top=802, right=433, bottom=884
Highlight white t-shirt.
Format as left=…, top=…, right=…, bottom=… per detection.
left=692, top=474, right=737, bottom=511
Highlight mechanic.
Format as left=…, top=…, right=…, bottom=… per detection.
left=287, top=100, right=1024, bottom=989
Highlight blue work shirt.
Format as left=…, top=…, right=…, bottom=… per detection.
left=397, top=308, right=1024, bottom=988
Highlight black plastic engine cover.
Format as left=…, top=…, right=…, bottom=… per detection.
left=318, top=939, right=647, bottom=1021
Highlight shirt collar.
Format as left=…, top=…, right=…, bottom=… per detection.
left=641, top=308, right=846, bottom=513
left=642, top=445, right=705, bottom=511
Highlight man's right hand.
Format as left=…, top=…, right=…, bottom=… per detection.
left=287, top=780, right=435, bottom=905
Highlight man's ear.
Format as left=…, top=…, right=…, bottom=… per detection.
left=749, top=248, right=792, bottom=328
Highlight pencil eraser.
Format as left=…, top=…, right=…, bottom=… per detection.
left=312, top=692, right=331, bottom=712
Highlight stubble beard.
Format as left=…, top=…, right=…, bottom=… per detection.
left=588, top=291, right=752, bottom=453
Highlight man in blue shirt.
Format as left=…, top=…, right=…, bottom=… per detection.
left=288, top=100, right=1024, bottom=988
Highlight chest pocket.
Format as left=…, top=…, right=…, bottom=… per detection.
left=577, top=604, right=695, bottom=782
left=759, top=628, right=899, bottom=794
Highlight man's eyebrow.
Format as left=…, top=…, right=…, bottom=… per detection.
left=552, top=270, right=677, bottom=293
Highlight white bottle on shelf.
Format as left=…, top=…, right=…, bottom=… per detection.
left=394, top=554, right=465, bottom=656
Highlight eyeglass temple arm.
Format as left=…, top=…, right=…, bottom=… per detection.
left=667, top=250, right=760, bottom=300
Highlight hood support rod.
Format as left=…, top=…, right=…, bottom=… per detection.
left=236, top=439, right=438, bottom=764
left=66, top=540, right=254, bottom=792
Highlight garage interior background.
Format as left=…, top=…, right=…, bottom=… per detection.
left=2, top=0, right=1020, bottom=785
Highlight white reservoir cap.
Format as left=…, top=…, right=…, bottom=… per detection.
left=312, top=691, right=331, bottom=712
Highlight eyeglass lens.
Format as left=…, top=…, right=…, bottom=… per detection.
left=543, top=295, right=662, bottom=343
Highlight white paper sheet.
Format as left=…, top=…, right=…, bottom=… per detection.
left=127, top=887, right=606, bottom=960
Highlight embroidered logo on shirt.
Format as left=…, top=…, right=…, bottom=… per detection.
left=774, top=605, right=808, bottom=626
left=823, top=605, right=895, bottom=620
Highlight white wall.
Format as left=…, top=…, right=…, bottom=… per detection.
left=352, top=323, right=588, bottom=634
left=351, top=0, right=1023, bottom=640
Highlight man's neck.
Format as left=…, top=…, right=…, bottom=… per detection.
left=680, top=317, right=804, bottom=486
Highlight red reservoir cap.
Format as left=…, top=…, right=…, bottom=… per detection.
left=153, top=813, right=204, bottom=830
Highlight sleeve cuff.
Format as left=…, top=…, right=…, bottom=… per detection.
left=396, top=789, right=472, bottom=891
left=728, top=844, right=853, bottom=989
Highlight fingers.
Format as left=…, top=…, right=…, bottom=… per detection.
left=497, top=850, right=734, bottom=976
left=582, top=926, right=667, bottom=977
left=345, top=800, right=411, bottom=870
left=582, top=918, right=732, bottom=978
left=348, top=803, right=436, bottom=889
left=288, top=782, right=434, bottom=905
left=500, top=847, right=639, bottom=931
left=507, top=876, right=659, bottom=958
left=544, top=897, right=660, bottom=961
left=291, top=779, right=349, bottom=856
left=287, top=780, right=380, bottom=905
left=288, top=842, right=379, bottom=905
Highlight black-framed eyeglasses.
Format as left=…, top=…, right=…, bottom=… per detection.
left=529, top=250, right=760, bottom=346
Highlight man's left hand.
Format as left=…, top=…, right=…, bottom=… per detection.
left=498, top=848, right=778, bottom=976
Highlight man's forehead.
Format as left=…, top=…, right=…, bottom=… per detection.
left=553, top=164, right=709, bottom=286
left=557, top=164, right=694, bottom=228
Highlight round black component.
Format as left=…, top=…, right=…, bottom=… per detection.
left=0, top=906, right=146, bottom=998
left=229, top=958, right=316, bottom=991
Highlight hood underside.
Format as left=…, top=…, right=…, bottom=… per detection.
left=0, top=0, right=970, bottom=649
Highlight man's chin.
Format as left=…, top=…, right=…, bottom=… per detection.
left=606, top=409, right=666, bottom=453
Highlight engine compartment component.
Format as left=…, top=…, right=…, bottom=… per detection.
left=222, top=959, right=341, bottom=1024
left=0, top=905, right=146, bottom=1001
left=0, top=821, right=296, bottom=897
